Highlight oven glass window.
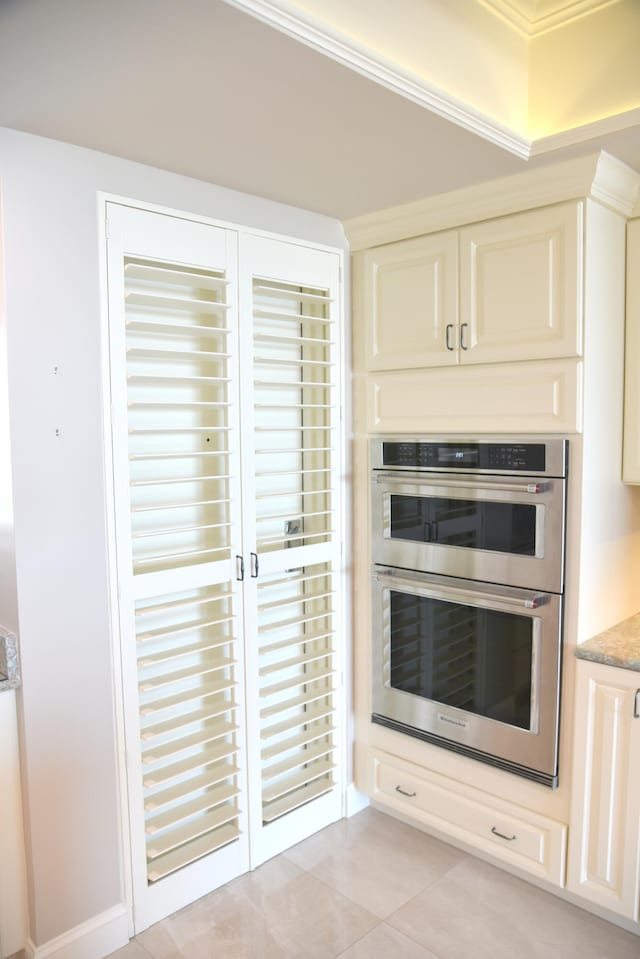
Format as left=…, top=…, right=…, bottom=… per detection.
left=389, top=495, right=536, bottom=556
left=389, top=590, right=533, bottom=730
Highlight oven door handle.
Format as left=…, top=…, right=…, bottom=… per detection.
left=374, top=471, right=548, bottom=495
left=374, top=568, right=549, bottom=611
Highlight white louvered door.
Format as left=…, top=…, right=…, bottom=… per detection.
left=106, top=207, right=345, bottom=932
left=239, top=235, right=344, bottom=866
left=107, top=205, right=249, bottom=931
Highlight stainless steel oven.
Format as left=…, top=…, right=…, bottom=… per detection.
left=371, top=436, right=568, bottom=787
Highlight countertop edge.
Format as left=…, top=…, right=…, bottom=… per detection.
left=575, top=611, right=640, bottom=674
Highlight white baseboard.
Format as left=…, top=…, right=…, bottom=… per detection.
left=25, top=905, right=129, bottom=959
left=345, top=783, right=370, bottom=817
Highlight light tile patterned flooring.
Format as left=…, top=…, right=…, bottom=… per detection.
left=107, top=808, right=639, bottom=959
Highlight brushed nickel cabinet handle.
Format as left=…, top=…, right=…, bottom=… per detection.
left=445, top=323, right=454, bottom=351
left=460, top=322, right=469, bottom=350
left=395, top=785, right=417, bottom=798
left=491, top=826, right=516, bottom=842
left=634, top=689, right=640, bottom=719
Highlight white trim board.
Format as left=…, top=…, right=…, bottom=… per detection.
left=345, top=784, right=370, bottom=818
left=344, top=151, right=640, bottom=251
left=24, top=906, right=128, bottom=959
left=481, top=0, right=615, bottom=37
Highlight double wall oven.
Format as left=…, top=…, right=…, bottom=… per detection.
left=371, top=436, right=568, bottom=788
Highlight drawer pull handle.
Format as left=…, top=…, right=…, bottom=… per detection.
left=634, top=689, right=640, bottom=719
left=491, top=826, right=516, bottom=842
left=395, top=785, right=417, bottom=798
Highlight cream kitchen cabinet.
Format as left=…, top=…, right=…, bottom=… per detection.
left=360, top=201, right=583, bottom=372
left=459, top=201, right=583, bottom=365
left=567, top=658, right=640, bottom=921
left=362, top=230, right=458, bottom=370
left=623, top=219, right=640, bottom=483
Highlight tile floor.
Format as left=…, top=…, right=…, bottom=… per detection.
left=107, top=807, right=639, bottom=959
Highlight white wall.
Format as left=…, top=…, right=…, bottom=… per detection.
left=0, top=125, right=346, bottom=951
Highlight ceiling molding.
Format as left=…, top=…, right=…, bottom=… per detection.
left=530, top=107, right=640, bottom=156
left=344, top=152, right=640, bottom=250
left=481, top=0, right=617, bottom=36
left=222, top=0, right=531, bottom=158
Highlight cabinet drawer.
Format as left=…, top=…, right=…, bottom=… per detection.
left=368, top=358, right=582, bottom=434
left=372, top=752, right=567, bottom=886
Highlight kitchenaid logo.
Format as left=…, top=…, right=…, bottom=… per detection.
left=437, top=712, right=468, bottom=730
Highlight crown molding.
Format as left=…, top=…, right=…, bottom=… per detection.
left=530, top=107, right=640, bottom=156
left=480, top=0, right=616, bottom=36
left=222, top=0, right=531, bottom=158
left=344, top=152, right=640, bottom=250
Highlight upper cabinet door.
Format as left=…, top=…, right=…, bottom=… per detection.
left=459, top=202, right=583, bottom=365
left=363, top=231, right=458, bottom=370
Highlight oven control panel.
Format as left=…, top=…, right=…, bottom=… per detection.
left=373, top=436, right=568, bottom=478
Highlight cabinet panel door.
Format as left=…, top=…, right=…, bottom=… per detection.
left=363, top=232, right=458, bottom=370
left=567, top=661, right=640, bottom=920
left=459, top=202, right=583, bottom=365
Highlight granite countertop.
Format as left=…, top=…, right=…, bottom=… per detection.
left=575, top=612, right=640, bottom=673
left=0, top=628, right=20, bottom=692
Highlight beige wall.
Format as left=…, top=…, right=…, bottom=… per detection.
left=529, top=0, right=640, bottom=137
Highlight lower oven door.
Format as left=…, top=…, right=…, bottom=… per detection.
left=372, top=566, right=563, bottom=787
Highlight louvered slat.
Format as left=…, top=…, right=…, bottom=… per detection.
left=145, top=761, right=240, bottom=811
left=141, top=720, right=238, bottom=764
left=147, top=823, right=240, bottom=883
left=143, top=743, right=238, bottom=789
left=146, top=803, right=240, bottom=860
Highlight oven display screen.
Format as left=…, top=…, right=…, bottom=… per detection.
left=437, top=446, right=479, bottom=466
left=382, top=442, right=546, bottom=472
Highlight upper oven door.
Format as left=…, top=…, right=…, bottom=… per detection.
left=372, top=470, right=566, bottom=593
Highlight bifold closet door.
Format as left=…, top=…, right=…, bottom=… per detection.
left=106, top=204, right=249, bottom=931
left=239, top=235, right=344, bottom=866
